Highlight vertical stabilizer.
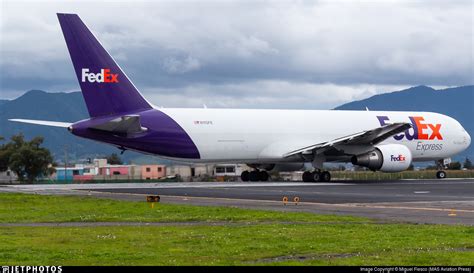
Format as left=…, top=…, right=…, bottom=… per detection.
left=57, top=13, right=152, bottom=117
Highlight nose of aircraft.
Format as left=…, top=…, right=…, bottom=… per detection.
left=465, top=130, right=472, bottom=149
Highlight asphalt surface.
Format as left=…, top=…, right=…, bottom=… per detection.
left=89, top=179, right=474, bottom=204
left=1, top=179, right=473, bottom=225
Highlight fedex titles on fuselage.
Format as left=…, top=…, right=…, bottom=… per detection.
left=377, top=116, right=443, bottom=152
left=81, top=68, right=118, bottom=83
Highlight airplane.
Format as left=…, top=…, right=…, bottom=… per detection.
left=9, top=13, right=471, bottom=182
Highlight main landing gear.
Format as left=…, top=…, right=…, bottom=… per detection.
left=241, top=170, right=269, bottom=182
left=302, top=170, right=331, bottom=182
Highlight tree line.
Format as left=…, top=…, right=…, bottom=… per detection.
left=0, top=133, right=126, bottom=182
left=0, top=134, right=55, bottom=182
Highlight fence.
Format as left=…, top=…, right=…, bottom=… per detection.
left=330, top=170, right=474, bottom=180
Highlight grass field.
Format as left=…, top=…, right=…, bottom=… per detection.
left=0, top=193, right=361, bottom=223
left=0, top=193, right=473, bottom=265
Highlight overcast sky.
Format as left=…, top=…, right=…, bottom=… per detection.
left=0, top=0, right=472, bottom=109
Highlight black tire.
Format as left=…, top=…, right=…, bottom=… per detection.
left=436, top=171, right=446, bottom=179
left=259, top=171, right=269, bottom=181
left=249, top=170, right=260, bottom=182
left=312, top=171, right=321, bottom=182
left=241, top=171, right=250, bottom=182
left=302, top=171, right=313, bottom=182
left=321, top=171, right=331, bottom=182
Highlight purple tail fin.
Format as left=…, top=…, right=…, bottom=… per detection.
left=57, top=13, right=152, bottom=118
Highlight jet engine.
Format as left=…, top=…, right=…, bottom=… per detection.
left=351, top=144, right=412, bottom=172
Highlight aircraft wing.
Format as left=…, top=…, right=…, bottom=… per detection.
left=89, top=115, right=147, bottom=135
left=8, top=119, right=72, bottom=128
left=283, top=122, right=412, bottom=157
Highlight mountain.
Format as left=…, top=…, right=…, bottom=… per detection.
left=0, top=90, right=165, bottom=164
left=335, top=85, right=474, bottom=160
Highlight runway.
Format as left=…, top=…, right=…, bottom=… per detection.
left=1, top=179, right=473, bottom=225
left=89, top=179, right=474, bottom=204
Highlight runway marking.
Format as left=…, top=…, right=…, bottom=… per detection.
left=413, top=191, right=430, bottom=194
left=81, top=190, right=474, bottom=214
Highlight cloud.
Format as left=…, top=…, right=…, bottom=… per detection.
left=143, top=81, right=412, bottom=110
left=0, top=0, right=472, bottom=106
left=162, top=56, right=201, bottom=74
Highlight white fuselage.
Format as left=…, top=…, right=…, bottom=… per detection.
left=159, top=108, right=471, bottom=163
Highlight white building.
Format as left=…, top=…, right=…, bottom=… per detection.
left=166, top=165, right=192, bottom=179
left=0, top=169, right=18, bottom=184
left=214, top=164, right=249, bottom=177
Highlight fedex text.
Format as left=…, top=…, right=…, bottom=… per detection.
left=81, top=68, right=118, bottom=83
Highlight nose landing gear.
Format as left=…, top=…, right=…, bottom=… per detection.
left=436, top=170, right=447, bottom=179
left=435, top=158, right=449, bottom=179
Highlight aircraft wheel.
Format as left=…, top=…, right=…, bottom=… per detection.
left=249, top=170, right=260, bottom=182
left=302, top=171, right=313, bottom=182
left=312, top=171, right=321, bottom=182
left=436, top=170, right=446, bottom=179
left=259, top=171, right=269, bottom=182
left=241, top=171, right=250, bottom=182
left=321, top=171, right=331, bottom=182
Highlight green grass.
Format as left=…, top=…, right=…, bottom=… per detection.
left=1, top=225, right=473, bottom=265
left=0, top=193, right=473, bottom=265
left=0, top=193, right=361, bottom=223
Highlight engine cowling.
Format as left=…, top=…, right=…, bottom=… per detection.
left=351, top=144, right=412, bottom=172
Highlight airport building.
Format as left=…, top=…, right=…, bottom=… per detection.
left=214, top=164, right=250, bottom=181
left=165, top=164, right=249, bottom=181
left=141, top=164, right=166, bottom=180
left=54, top=159, right=161, bottom=182
left=50, top=158, right=251, bottom=182
left=55, top=166, right=85, bottom=181
left=0, top=169, right=18, bottom=184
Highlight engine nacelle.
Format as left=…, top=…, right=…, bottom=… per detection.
left=351, top=144, right=412, bottom=172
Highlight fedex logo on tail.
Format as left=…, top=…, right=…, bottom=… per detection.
left=81, top=68, right=118, bottom=83
left=377, top=116, right=443, bottom=140
left=391, top=154, right=406, bottom=162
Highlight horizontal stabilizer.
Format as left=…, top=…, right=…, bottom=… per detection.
left=9, top=119, right=72, bottom=128
left=90, top=115, right=147, bottom=135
